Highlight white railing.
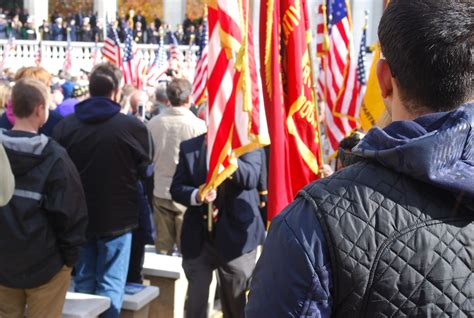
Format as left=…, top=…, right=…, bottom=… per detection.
left=0, top=39, right=198, bottom=76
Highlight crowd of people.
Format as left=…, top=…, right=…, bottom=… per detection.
left=0, top=6, right=204, bottom=45
left=0, top=1, right=473, bottom=318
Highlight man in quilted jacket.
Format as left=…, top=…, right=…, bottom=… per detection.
left=246, top=0, right=473, bottom=317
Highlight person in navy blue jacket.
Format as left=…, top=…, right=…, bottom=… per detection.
left=171, top=134, right=265, bottom=318
left=247, top=0, right=473, bottom=317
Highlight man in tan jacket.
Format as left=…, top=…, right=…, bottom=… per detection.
left=147, top=78, right=206, bottom=254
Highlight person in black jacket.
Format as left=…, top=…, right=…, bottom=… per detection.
left=171, top=134, right=265, bottom=318
left=53, top=63, right=153, bottom=318
left=247, top=1, right=473, bottom=317
left=0, top=78, right=87, bottom=317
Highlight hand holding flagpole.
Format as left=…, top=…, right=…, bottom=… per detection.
left=197, top=188, right=217, bottom=232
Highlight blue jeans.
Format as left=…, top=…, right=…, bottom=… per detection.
left=74, top=232, right=132, bottom=318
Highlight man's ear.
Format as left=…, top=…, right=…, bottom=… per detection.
left=376, top=59, right=393, bottom=99
left=34, top=103, right=44, bottom=117
left=112, top=88, right=121, bottom=103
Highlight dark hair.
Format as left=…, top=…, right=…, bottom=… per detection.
left=166, top=78, right=192, bottom=106
left=12, top=78, right=50, bottom=118
left=89, top=63, right=123, bottom=97
left=339, top=129, right=365, bottom=151
left=378, top=0, right=473, bottom=113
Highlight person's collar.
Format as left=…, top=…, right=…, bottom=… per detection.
left=165, top=106, right=192, bottom=114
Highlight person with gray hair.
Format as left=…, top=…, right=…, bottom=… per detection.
left=151, top=85, right=169, bottom=117
left=147, top=78, right=206, bottom=255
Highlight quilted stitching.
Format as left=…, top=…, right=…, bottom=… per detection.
left=301, top=161, right=474, bottom=317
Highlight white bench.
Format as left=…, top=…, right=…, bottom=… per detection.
left=62, top=292, right=111, bottom=318
left=120, top=284, right=160, bottom=318
left=142, top=246, right=188, bottom=318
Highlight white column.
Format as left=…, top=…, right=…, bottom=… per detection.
left=94, top=0, right=118, bottom=25
left=351, top=0, right=384, bottom=45
left=163, top=0, right=186, bottom=28
left=24, top=0, right=48, bottom=33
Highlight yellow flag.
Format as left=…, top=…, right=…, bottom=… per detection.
left=360, top=1, right=393, bottom=130
left=359, top=46, right=388, bottom=130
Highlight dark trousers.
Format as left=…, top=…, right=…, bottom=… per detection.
left=182, top=243, right=257, bottom=318
left=127, top=230, right=145, bottom=284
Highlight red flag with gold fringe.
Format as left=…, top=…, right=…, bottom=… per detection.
left=261, top=0, right=324, bottom=222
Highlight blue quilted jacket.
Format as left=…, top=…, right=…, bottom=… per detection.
left=246, top=104, right=473, bottom=317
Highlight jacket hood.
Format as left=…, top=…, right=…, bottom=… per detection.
left=75, top=96, right=120, bottom=123
left=0, top=129, right=49, bottom=176
left=353, top=104, right=473, bottom=200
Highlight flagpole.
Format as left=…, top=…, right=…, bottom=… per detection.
left=308, top=45, right=326, bottom=172
left=208, top=202, right=213, bottom=233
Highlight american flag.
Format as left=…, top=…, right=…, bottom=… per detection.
left=91, top=40, right=101, bottom=66
left=192, top=17, right=208, bottom=106
left=145, top=33, right=167, bottom=85
left=355, top=24, right=368, bottom=115
left=122, top=29, right=139, bottom=87
left=34, top=42, right=42, bottom=66
left=168, top=32, right=184, bottom=70
left=316, top=1, right=329, bottom=103
left=63, top=28, right=72, bottom=73
left=184, top=36, right=197, bottom=82
left=318, top=0, right=360, bottom=153
left=0, top=35, right=15, bottom=71
left=316, top=1, right=329, bottom=57
left=102, top=24, right=122, bottom=66
left=201, top=1, right=270, bottom=213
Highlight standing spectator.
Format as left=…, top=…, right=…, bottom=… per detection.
left=0, top=67, right=63, bottom=137
left=129, top=90, right=150, bottom=121
left=133, top=10, right=147, bottom=31
left=174, top=24, right=185, bottom=44
left=68, top=19, right=78, bottom=41
left=56, top=84, right=88, bottom=117
left=75, top=8, right=84, bottom=29
left=154, top=15, right=161, bottom=30
left=94, top=18, right=104, bottom=42
left=152, top=85, right=169, bottom=117
left=134, top=21, right=146, bottom=44
left=62, top=20, right=70, bottom=39
left=246, top=0, right=474, bottom=317
left=19, top=8, right=28, bottom=25
left=0, top=14, right=8, bottom=39
left=182, top=14, right=193, bottom=31
left=127, top=90, right=155, bottom=284
left=53, top=63, right=152, bottom=318
left=39, top=20, right=51, bottom=41
left=50, top=10, right=60, bottom=24
left=52, top=17, right=64, bottom=41
left=0, top=78, right=87, bottom=318
left=147, top=78, right=206, bottom=255
left=171, top=136, right=265, bottom=318
left=89, top=12, right=97, bottom=29
left=120, top=84, right=136, bottom=115
left=184, top=25, right=197, bottom=45
left=21, top=17, right=36, bottom=40
left=146, top=22, right=159, bottom=44
left=126, top=9, right=135, bottom=30
left=117, top=13, right=128, bottom=42
left=0, top=81, right=11, bottom=115
left=10, top=15, right=22, bottom=39
left=80, top=17, right=93, bottom=42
